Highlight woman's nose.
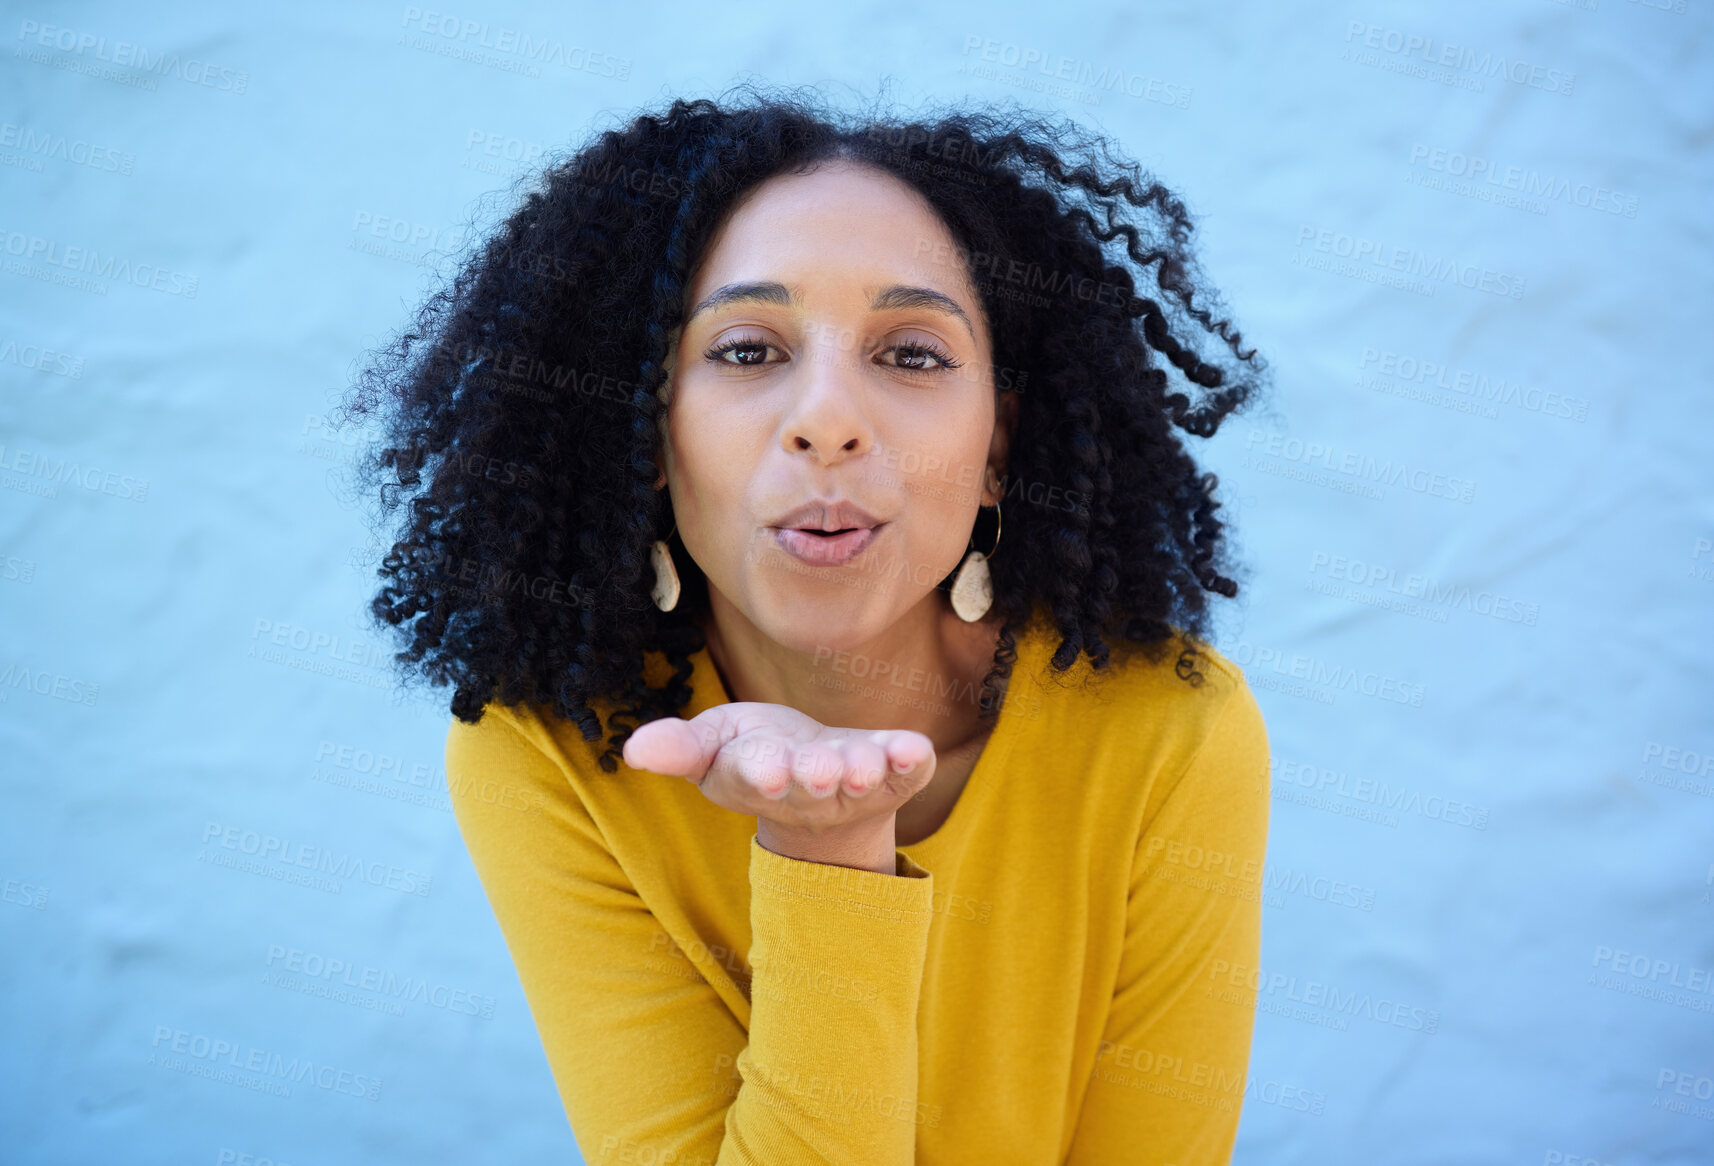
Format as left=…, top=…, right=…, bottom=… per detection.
left=779, top=331, right=875, bottom=463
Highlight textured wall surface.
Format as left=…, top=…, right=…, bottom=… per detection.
left=3, top=2, right=1711, bottom=1163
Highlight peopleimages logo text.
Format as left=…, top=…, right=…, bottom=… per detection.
left=0, top=227, right=197, bottom=297
left=200, top=822, right=431, bottom=896
left=16, top=20, right=249, bottom=92
left=149, top=1026, right=380, bottom=1099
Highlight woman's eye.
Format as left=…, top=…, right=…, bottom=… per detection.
left=706, top=337, right=781, bottom=366
left=705, top=335, right=962, bottom=373
left=884, top=342, right=964, bottom=373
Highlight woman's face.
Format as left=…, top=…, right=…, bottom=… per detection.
left=660, top=158, right=1013, bottom=655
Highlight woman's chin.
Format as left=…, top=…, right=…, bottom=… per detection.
left=740, top=594, right=895, bottom=658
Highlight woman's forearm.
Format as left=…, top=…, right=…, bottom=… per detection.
left=755, top=813, right=900, bottom=875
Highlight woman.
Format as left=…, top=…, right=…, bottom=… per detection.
left=342, top=84, right=1272, bottom=1165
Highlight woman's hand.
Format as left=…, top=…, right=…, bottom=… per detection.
left=621, top=702, right=938, bottom=838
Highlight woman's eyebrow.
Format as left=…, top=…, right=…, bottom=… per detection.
left=869, top=284, right=975, bottom=342
left=685, top=280, right=974, bottom=342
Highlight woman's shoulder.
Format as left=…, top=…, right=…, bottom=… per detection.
left=1015, top=619, right=1255, bottom=721
left=443, top=694, right=610, bottom=791
left=1010, top=620, right=1266, bottom=789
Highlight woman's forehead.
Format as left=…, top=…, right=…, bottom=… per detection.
left=687, top=169, right=980, bottom=324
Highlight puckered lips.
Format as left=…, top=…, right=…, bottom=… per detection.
left=767, top=498, right=888, bottom=568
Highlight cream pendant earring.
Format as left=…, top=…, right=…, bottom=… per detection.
left=650, top=520, right=680, bottom=612
left=950, top=498, right=1002, bottom=623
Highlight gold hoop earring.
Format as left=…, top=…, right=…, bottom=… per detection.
left=651, top=520, right=680, bottom=612
left=950, top=500, right=1002, bottom=623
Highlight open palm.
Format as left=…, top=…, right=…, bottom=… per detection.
left=622, top=701, right=939, bottom=833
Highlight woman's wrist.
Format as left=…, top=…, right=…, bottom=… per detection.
left=755, top=815, right=898, bottom=876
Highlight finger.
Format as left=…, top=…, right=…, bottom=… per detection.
left=837, top=737, right=890, bottom=795
left=871, top=730, right=935, bottom=776
left=727, top=729, right=795, bottom=799
left=790, top=742, right=846, bottom=798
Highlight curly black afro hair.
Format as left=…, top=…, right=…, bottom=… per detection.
left=336, top=81, right=1270, bottom=772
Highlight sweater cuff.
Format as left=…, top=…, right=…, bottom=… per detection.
left=749, top=835, right=935, bottom=925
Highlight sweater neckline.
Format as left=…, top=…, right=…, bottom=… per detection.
left=685, top=619, right=1041, bottom=857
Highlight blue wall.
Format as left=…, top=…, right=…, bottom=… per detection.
left=3, top=2, right=1711, bottom=1163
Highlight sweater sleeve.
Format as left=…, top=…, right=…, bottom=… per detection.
left=1065, top=675, right=1272, bottom=1166
left=444, top=708, right=938, bottom=1166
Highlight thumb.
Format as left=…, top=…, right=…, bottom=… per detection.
left=622, top=717, right=710, bottom=779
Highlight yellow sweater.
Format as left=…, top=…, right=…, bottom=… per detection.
left=445, top=616, right=1271, bottom=1165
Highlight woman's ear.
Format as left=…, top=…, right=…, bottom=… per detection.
left=653, top=340, right=679, bottom=486
left=654, top=395, right=673, bottom=491
left=984, top=391, right=1021, bottom=505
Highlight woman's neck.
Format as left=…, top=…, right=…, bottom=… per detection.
left=697, top=594, right=1007, bottom=757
